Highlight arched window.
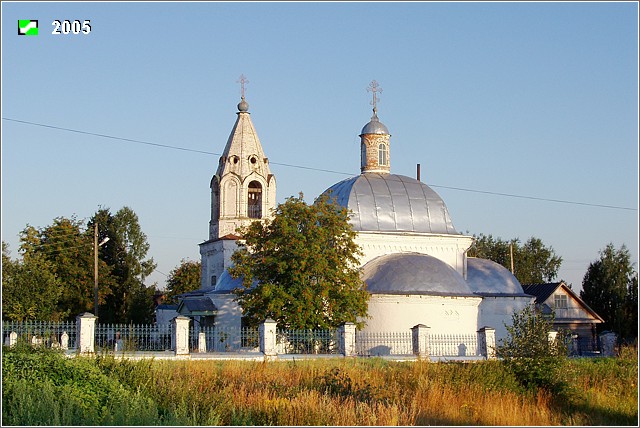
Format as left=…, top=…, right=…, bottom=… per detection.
left=378, top=143, right=389, bottom=166
left=248, top=181, right=262, bottom=219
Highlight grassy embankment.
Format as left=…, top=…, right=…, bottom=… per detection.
left=2, top=344, right=637, bottom=425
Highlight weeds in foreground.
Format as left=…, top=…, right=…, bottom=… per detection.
left=2, top=344, right=637, bottom=425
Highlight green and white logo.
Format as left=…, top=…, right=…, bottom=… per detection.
left=18, top=20, right=38, bottom=36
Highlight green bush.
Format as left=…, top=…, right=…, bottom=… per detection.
left=496, top=305, right=569, bottom=396
left=2, top=345, right=170, bottom=425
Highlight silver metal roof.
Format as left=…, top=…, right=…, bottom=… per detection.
left=211, top=270, right=257, bottom=294
left=361, top=116, right=389, bottom=135
left=362, top=253, right=475, bottom=296
left=323, top=173, right=458, bottom=234
left=466, top=257, right=529, bottom=296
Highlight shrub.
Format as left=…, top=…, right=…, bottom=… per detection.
left=496, top=305, right=569, bottom=396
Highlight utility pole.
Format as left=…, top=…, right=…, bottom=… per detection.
left=94, top=222, right=99, bottom=317
left=93, top=221, right=98, bottom=316
left=510, top=243, right=515, bottom=275
left=93, top=223, right=110, bottom=317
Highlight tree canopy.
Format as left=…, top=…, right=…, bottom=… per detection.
left=2, top=242, right=64, bottom=321
left=87, top=207, right=157, bottom=323
left=2, top=206, right=157, bottom=323
left=468, top=234, right=562, bottom=285
left=580, top=243, right=637, bottom=341
left=229, top=194, right=369, bottom=330
left=165, top=259, right=202, bottom=304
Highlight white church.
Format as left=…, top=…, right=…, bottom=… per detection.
left=176, top=81, right=534, bottom=342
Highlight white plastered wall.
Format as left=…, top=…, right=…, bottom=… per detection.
left=361, top=294, right=482, bottom=335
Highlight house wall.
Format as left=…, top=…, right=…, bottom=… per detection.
left=361, top=294, right=482, bottom=335
left=547, top=289, right=600, bottom=322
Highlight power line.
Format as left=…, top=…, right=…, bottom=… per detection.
left=3, top=117, right=637, bottom=212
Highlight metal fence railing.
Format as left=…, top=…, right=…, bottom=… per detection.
left=570, top=336, right=601, bottom=356
left=95, top=323, right=173, bottom=352
left=189, top=326, right=260, bottom=352
left=429, top=333, right=479, bottom=357
left=276, top=329, right=340, bottom=355
left=355, top=331, right=413, bottom=356
left=2, top=320, right=77, bottom=349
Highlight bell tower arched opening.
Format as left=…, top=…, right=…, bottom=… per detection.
left=248, top=181, right=263, bottom=219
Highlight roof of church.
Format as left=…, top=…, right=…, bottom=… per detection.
left=466, top=257, right=531, bottom=296
left=210, top=270, right=257, bottom=294
left=322, top=173, right=458, bottom=234
left=362, top=253, right=476, bottom=296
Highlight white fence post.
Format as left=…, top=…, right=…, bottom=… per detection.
left=60, top=331, right=69, bottom=350
left=173, top=316, right=191, bottom=356
left=411, top=324, right=430, bottom=358
left=260, top=319, right=278, bottom=360
left=9, top=331, right=18, bottom=347
left=198, top=331, right=207, bottom=353
left=478, top=326, right=496, bottom=360
left=338, top=322, right=356, bottom=357
left=76, top=312, right=98, bottom=354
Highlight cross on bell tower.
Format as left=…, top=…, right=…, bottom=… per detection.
left=237, top=74, right=249, bottom=99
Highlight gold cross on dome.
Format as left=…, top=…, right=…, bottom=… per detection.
left=367, top=80, right=382, bottom=110
left=237, top=74, right=249, bottom=98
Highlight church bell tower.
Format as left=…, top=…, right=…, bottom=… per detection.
left=360, top=80, right=391, bottom=174
left=199, top=76, right=277, bottom=289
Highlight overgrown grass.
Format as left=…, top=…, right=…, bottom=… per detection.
left=2, top=344, right=637, bottom=425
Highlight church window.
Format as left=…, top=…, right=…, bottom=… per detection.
left=211, top=275, right=217, bottom=287
left=378, top=143, right=389, bottom=166
left=248, top=181, right=262, bottom=219
left=250, top=156, right=257, bottom=164
left=554, top=294, right=568, bottom=309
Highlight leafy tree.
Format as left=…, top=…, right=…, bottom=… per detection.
left=87, top=206, right=157, bottom=323
left=230, top=193, right=369, bottom=329
left=580, top=243, right=638, bottom=341
left=165, top=259, right=202, bottom=304
left=497, top=305, right=568, bottom=395
left=468, top=234, right=562, bottom=284
left=2, top=242, right=64, bottom=321
left=16, top=217, right=115, bottom=320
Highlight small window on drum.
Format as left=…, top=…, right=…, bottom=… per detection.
left=211, top=275, right=217, bottom=287
left=248, top=181, right=262, bottom=219
left=378, top=143, right=389, bottom=166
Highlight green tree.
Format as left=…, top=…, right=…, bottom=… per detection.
left=16, top=217, right=115, bottom=320
left=165, top=259, right=202, bottom=304
left=2, top=242, right=64, bottom=321
left=230, top=193, right=369, bottom=329
left=580, top=243, right=638, bottom=341
left=468, top=234, right=562, bottom=284
left=87, top=206, right=157, bottom=323
left=497, top=305, right=568, bottom=395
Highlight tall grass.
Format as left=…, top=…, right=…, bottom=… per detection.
left=2, top=344, right=637, bottom=425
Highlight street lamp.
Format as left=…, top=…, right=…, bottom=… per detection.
left=94, top=223, right=110, bottom=317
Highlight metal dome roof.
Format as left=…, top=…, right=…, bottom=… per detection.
left=466, top=257, right=530, bottom=296
left=322, top=173, right=458, bottom=234
left=362, top=253, right=475, bottom=296
left=360, top=116, right=389, bottom=135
